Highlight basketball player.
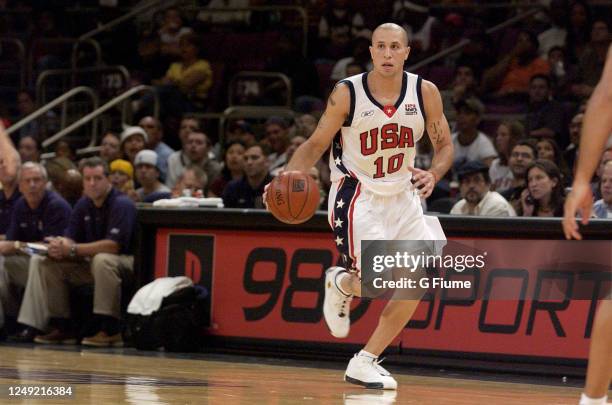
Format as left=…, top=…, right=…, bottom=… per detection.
left=563, top=45, right=612, bottom=405
left=266, top=23, right=453, bottom=389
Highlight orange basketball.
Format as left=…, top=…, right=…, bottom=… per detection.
left=267, top=171, right=320, bottom=224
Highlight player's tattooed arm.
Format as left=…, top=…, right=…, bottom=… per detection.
left=422, top=79, right=453, bottom=183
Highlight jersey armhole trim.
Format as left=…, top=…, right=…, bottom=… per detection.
left=416, top=76, right=427, bottom=123
left=337, top=79, right=355, bottom=127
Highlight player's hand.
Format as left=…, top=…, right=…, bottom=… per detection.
left=408, top=167, right=436, bottom=198
left=562, top=181, right=593, bottom=240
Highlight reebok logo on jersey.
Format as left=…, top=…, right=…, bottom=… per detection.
left=361, top=110, right=375, bottom=117
left=405, top=104, right=417, bottom=115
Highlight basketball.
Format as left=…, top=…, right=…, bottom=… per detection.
left=267, top=171, right=320, bottom=224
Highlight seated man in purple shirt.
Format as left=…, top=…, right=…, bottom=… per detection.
left=0, top=162, right=71, bottom=341
left=25, top=157, right=137, bottom=347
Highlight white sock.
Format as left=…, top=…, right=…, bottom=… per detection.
left=358, top=350, right=378, bottom=359
left=579, top=393, right=608, bottom=405
left=335, top=271, right=352, bottom=297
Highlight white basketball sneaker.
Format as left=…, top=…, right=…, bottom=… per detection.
left=323, top=266, right=353, bottom=338
left=344, top=354, right=398, bottom=390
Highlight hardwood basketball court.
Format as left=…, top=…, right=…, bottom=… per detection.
left=0, top=345, right=589, bottom=404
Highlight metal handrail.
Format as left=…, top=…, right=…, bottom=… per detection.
left=0, top=38, right=26, bottom=88
left=79, top=0, right=170, bottom=40
left=27, top=38, right=103, bottom=85
left=36, top=65, right=130, bottom=106
left=407, top=7, right=544, bottom=72
left=43, top=85, right=158, bottom=148
left=7, top=86, right=99, bottom=138
left=184, top=5, right=309, bottom=56
left=228, top=71, right=293, bottom=107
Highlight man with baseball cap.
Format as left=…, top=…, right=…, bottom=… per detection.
left=451, top=97, right=497, bottom=168
left=133, top=150, right=170, bottom=202
left=120, top=126, right=148, bottom=164
left=450, top=160, right=516, bottom=216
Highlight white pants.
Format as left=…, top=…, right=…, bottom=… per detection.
left=328, top=177, right=446, bottom=274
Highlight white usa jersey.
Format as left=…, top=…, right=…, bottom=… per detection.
left=329, top=71, right=426, bottom=196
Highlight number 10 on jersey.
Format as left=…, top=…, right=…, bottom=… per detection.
left=359, top=124, right=414, bottom=178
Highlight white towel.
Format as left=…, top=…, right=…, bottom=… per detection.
left=127, top=276, right=194, bottom=316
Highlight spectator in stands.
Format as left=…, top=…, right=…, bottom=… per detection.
left=524, top=74, right=568, bottom=145
left=536, top=138, right=571, bottom=184
left=345, top=62, right=366, bottom=77
left=166, top=132, right=221, bottom=189
left=54, top=140, right=75, bottom=162
left=13, top=90, right=37, bottom=143
left=139, top=116, right=174, bottom=181
left=271, top=135, right=307, bottom=177
left=120, top=126, right=147, bottom=164
left=441, top=64, right=480, bottom=121
left=565, top=0, right=592, bottom=64
left=158, top=7, right=193, bottom=61
left=132, top=150, right=170, bottom=202
left=593, top=161, right=612, bottom=218
left=264, top=117, right=291, bottom=172
left=0, top=126, right=21, bottom=239
left=489, top=120, right=525, bottom=193
left=0, top=162, right=71, bottom=342
left=592, top=148, right=612, bottom=201
left=294, top=114, right=318, bottom=139
left=222, top=143, right=271, bottom=209
left=171, top=165, right=208, bottom=198
left=225, top=120, right=256, bottom=147
left=451, top=98, right=497, bottom=168
left=109, top=159, right=134, bottom=195
left=537, top=0, right=569, bottom=58
left=54, top=169, right=83, bottom=207
left=518, top=159, right=565, bottom=217
left=31, top=157, right=136, bottom=347
left=154, top=33, right=212, bottom=115
left=99, top=131, right=121, bottom=163
left=391, top=0, right=439, bottom=59
left=501, top=140, right=538, bottom=212
left=265, top=33, right=321, bottom=103
left=173, top=115, right=200, bottom=151
left=548, top=46, right=570, bottom=97
left=17, top=135, right=40, bottom=163
left=318, top=0, right=368, bottom=59
left=564, top=112, right=584, bottom=171
left=570, top=18, right=610, bottom=100
left=331, top=37, right=372, bottom=81
left=482, top=30, right=550, bottom=100
left=450, top=161, right=516, bottom=216
left=208, top=141, right=245, bottom=198
left=45, top=156, right=76, bottom=194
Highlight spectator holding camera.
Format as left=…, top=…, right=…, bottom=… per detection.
left=518, top=159, right=565, bottom=216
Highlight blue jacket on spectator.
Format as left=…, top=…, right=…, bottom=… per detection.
left=6, top=190, right=71, bottom=242
left=66, top=187, right=137, bottom=255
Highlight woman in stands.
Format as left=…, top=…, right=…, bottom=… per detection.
left=535, top=137, right=572, bottom=185
left=518, top=159, right=565, bottom=217
left=208, top=140, right=245, bottom=198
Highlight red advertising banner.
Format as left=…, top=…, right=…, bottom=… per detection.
left=154, top=228, right=611, bottom=361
